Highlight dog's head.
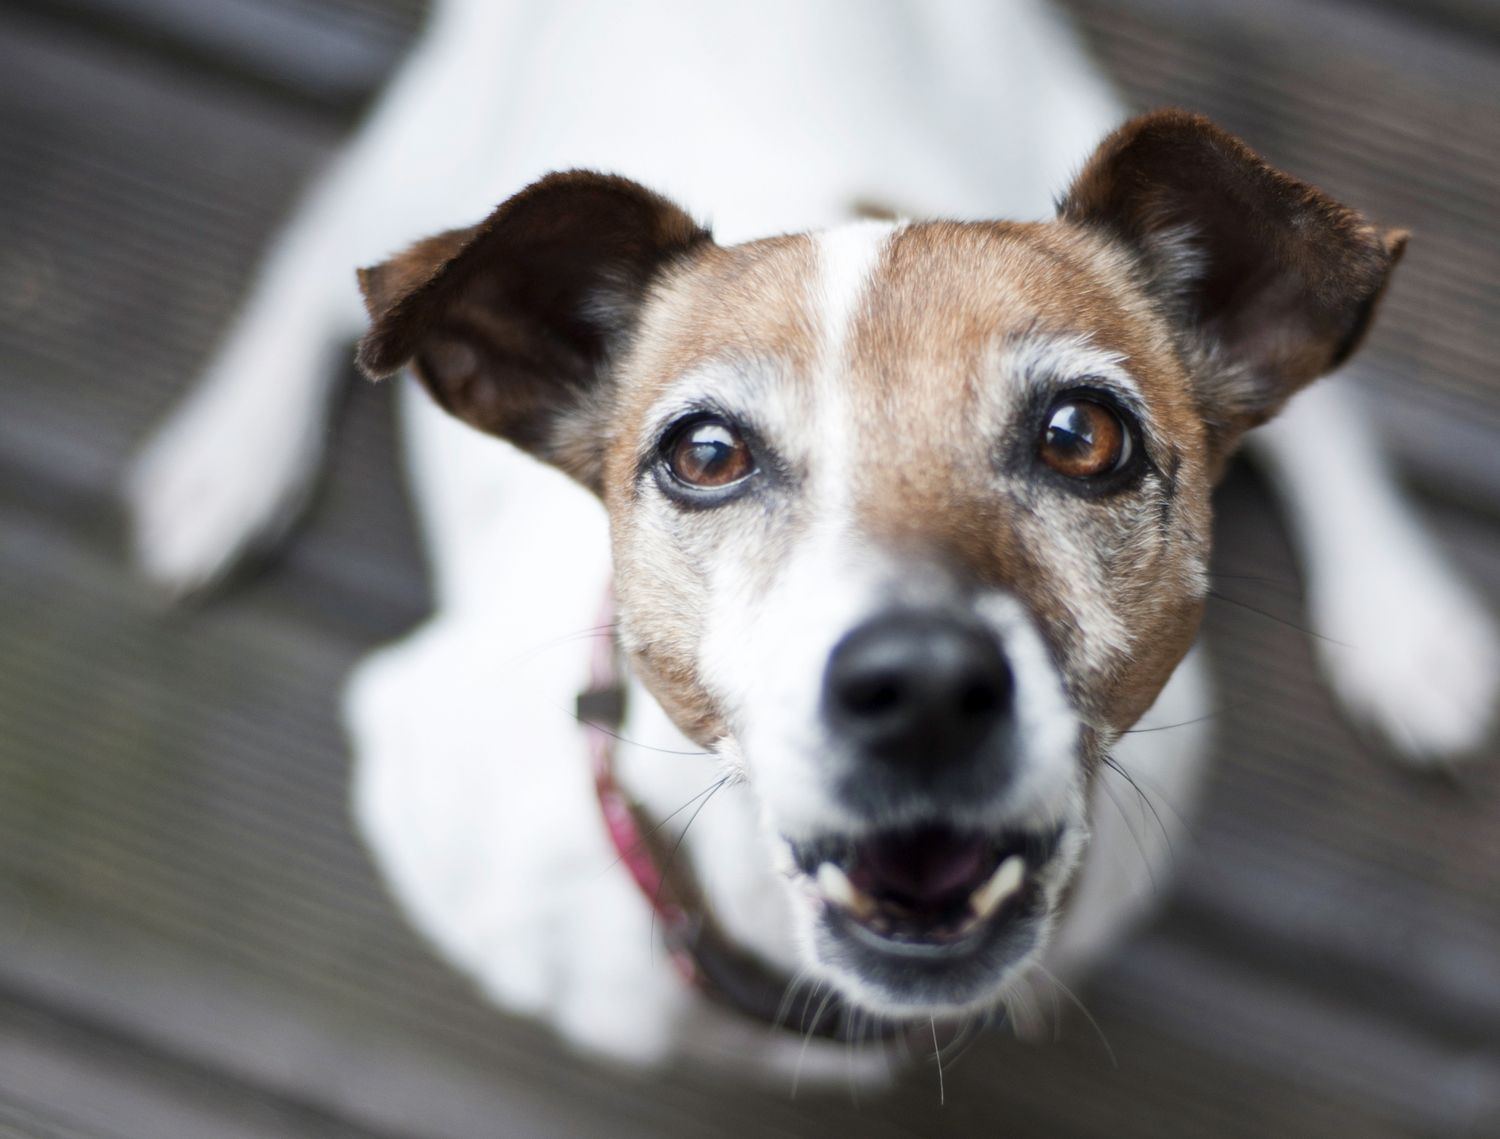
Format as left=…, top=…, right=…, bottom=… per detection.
left=357, top=112, right=1403, bottom=1019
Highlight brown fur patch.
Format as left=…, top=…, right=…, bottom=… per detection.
left=604, top=234, right=822, bottom=746
left=354, top=170, right=712, bottom=489
left=839, top=221, right=1211, bottom=734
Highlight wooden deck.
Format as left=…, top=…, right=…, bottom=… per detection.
left=0, top=1, right=1496, bottom=1135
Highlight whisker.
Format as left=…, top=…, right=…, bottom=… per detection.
left=650, top=777, right=731, bottom=946
left=569, top=708, right=714, bottom=757
left=506, top=623, right=620, bottom=671
left=1041, top=972, right=1063, bottom=1043
left=1033, top=963, right=1117, bottom=1069
left=1207, top=588, right=1348, bottom=647
left=875, top=1012, right=897, bottom=1083
left=1011, top=974, right=1044, bottom=1039
left=1102, top=753, right=1175, bottom=857
left=1094, top=765, right=1158, bottom=892
left=772, top=969, right=819, bottom=1036
left=594, top=775, right=724, bottom=883
left=892, top=1010, right=917, bottom=1067
left=929, top=1017, right=946, bottom=1107
left=975, top=1004, right=998, bottom=1038
left=846, top=1008, right=865, bottom=1108
left=1208, top=570, right=1300, bottom=591
left=936, top=1010, right=986, bottom=1069
left=997, top=991, right=1017, bottom=1045
left=1119, top=704, right=1247, bottom=735
left=539, top=621, right=621, bottom=647
left=791, top=988, right=840, bottom=1098
left=1107, top=751, right=1201, bottom=842
left=512, top=629, right=716, bottom=759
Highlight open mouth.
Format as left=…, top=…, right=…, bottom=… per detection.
left=790, top=824, right=1064, bottom=957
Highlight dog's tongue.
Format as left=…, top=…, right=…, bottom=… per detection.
left=848, top=827, right=990, bottom=908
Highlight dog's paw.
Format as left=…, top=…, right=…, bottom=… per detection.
left=1308, top=541, right=1500, bottom=766
left=125, top=370, right=327, bottom=596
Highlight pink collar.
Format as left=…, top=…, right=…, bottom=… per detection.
left=577, top=603, right=862, bottom=1041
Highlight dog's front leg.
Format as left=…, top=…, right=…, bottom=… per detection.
left=1250, top=372, right=1499, bottom=763
left=125, top=5, right=506, bottom=594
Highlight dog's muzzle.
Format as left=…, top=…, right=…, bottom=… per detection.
left=786, top=608, right=1072, bottom=1010
left=784, top=817, right=1065, bottom=1012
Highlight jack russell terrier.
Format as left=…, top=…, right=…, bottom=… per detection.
left=127, top=0, right=1497, bottom=1080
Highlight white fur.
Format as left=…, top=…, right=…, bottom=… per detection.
left=127, top=0, right=1497, bottom=1075
left=1046, top=644, right=1211, bottom=978
left=1251, top=375, right=1499, bottom=761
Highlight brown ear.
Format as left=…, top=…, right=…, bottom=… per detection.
left=356, top=171, right=711, bottom=490
left=1059, top=110, right=1406, bottom=465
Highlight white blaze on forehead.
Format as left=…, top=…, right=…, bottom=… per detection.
left=812, top=219, right=899, bottom=359
left=635, top=221, right=898, bottom=467
left=808, top=221, right=900, bottom=516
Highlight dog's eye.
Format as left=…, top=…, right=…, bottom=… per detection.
left=1038, top=397, right=1133, bottom=480
left=664, top=416, right=755, bottom=490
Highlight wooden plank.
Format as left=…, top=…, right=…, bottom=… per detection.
left=1, top=1, right=1497, bottom=1135
left=1184, top=472, right=1500, bottom=1048
left=6, top=0, right=425, bottom=119
left=0, top=844, right=1459, bottom=1139
left=0, top=10, right=429, bottom=637
left=1360, top=0, right=1500, bottom=41
left=1099, top=930, right=1500, bottom=1136
left=0, top=992, right=391, bottom=1139
left=0, top=1099, right=107, bottom=1139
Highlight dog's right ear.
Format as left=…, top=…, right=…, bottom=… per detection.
left=1059, top=110, right=1405, bottom=472
left=356, top=171, right=711, bottom=491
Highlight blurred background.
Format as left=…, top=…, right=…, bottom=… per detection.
left=1, top=0, right=1497, bottom=1135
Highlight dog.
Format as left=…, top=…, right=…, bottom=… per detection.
left=126, top=0, right=1498, bottom=1080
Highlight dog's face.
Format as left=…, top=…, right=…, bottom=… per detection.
left=357, top=112, right=1403, bottom=1019
left=598, top=222, right=1214, bottom=1013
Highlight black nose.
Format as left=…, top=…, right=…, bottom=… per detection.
left=822, top=612, right=1014, bottom=766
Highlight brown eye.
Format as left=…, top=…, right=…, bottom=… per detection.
left=1039, top=398, right=1132, bottom=479
left=665, top=417, right=755, bottom=490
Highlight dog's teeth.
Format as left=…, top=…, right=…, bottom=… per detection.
left=969, top=854, right=1026, bottom=920
left=816, top=862, right=855, bottom=906
left=816, top=862, right=874, bottom=918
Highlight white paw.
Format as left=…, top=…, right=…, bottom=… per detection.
left=346, top=618, right=693, bottom=1068
left=1308, top=542, right=1500, bottom=765
left=125, top=361, right=329, bottom=595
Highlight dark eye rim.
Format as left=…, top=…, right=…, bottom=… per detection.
left=653, top=411, right=762, bottom=506
left=1033, top=386, right=1150, bottom=496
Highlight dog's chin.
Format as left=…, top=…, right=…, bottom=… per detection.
left=783, top=823, right=1070, bottom=1018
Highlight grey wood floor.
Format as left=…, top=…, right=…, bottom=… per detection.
left=1, top=1, right=1497, bottom=1135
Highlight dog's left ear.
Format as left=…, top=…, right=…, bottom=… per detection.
left=356, top=171, right=711, bottom=491
left=1059, top=110, right=1406, bottom=467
